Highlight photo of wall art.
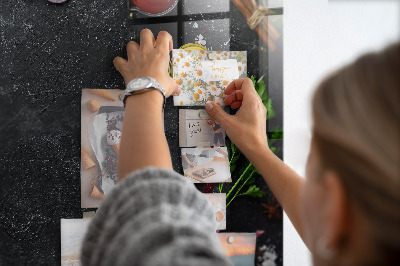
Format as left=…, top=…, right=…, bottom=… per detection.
left=218, top=233, right=257, bottom=266
left=172, top=49, right=247, bottom=106
left=181, top=147, right=231, bottom=183
left=204, top=193, right=227, bottom=230
left=61, top=219, right=91, bottom=266
left=81, top=89, right=125, bottom=208
left=179, top=109, right=226, bottom=147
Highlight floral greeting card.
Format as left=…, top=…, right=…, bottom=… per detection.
left=172, top=49, right=247, bottom=106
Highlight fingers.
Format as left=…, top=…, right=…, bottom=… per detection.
left=230, top=101, right=242, bottom=109
left=140, top=29, right=156, bottom=52
left=172, top=86, right=182, bottom=96
left=205, top=102, right=230, bottom=128
left=223, top=90, right=243, bottom=108
left=224, top=78, right=256, bottom=97
left=113, top=56, right=127, bottom=73
left=155, top=31, right=173, bottom=53
left=126, top=41, right=139, bottom=59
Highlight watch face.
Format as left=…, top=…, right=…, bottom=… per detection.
left=130, top=77, right=151, bottom=90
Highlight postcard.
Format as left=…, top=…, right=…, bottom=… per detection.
left=172, top=49, right=247, bottom=106
left=179, top=109, right=226, bottom=147
left=218, top=233, right=257, bottom=266
left=61, top=219, right=91, bottom=266
left=204, top=193, right=227, bottom=230
left=181, top=147, right=231, bottom=183
left=81, top=89, right=125, bottom=208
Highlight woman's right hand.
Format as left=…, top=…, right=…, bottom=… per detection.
left=205, top=78, right=270, bottom=156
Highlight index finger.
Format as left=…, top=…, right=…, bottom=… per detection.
left=224, top=78, right=256, bottom=97
left=155, top=31, right=173, bottom=53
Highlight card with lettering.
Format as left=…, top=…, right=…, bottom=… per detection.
left=179, top=109, right=226, bottom=147
left=172, top=49, right=247, bottom=106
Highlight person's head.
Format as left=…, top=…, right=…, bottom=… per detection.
left=301, top=43, right=400, bottom=266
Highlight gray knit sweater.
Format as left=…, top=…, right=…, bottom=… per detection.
left=81, top=167, right=232, bottom=266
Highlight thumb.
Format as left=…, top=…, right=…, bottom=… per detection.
left=113, top=56, right=127, bottom=74
left=205, top=102, right=230, bottom=127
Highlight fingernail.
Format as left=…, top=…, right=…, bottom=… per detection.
left=177, top=86, right=182, bottom=95
left=205, top=101, right=214, bottom=111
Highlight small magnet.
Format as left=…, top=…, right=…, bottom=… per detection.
left=228, top=236, right=234, bottom=244
left=198, top=110, right=208, bottom=118
left=197, top=142, right=211, bottom=150
left=83, top=211, right=96, bottom=219
left=208, top=52, right=216, bottom=60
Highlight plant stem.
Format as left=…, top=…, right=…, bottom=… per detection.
left=227, top=172, right=254, bottom=207
left=226, top=163, right=253, bottom=199
left=219, top=183, right=224, bottom=193
left=229, top=149, right=236, bottom=165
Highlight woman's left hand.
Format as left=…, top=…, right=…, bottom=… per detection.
left=113, top=29, right=180, bottom=97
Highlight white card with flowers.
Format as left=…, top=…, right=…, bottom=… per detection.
left=172, top=49, right=247, bottom=106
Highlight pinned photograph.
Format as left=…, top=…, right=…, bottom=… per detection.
left=61, top=219, right=91, bottom=266
left=181, top=146, right=231, bottom=183
left=204, top=193, right=227, bottom=230
left=179, top=109, right=226, bottom=147
left=218, top=233, right=257, bottom=266
left=172, top=49, right=247, bottom=106
left=81, top=89, right=124, bottom=208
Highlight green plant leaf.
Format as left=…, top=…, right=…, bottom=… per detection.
left=257, top=79, right=266, bottom=97
left=240, top=185, right=265, bottom=198
left=230, top=141, right=239, bottom=156
left=239, top=162, right=251, bottom=175
left=265, top=99, right=275, bottom=120
left=231, top=154, right=240, bottom=164
left=230, top=163, right=237, bottom=173
left=244, top=174, right=256, bottom=185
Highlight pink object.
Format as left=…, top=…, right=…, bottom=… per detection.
left=256, top=230, right=265, bottom=238
left=132, top=0, right=177, bottom=15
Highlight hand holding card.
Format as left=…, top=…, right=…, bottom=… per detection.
left=205, top=78, right=270, bottom=157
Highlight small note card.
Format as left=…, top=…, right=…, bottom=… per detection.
left=172, top=49, right=247, bottom=106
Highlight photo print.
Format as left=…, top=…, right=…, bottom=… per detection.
left=218, top=233, right=257, bottom=266
left=181, top=146, right=231, bottom=183
left=61, top=219, right=91, bottom=266
left=172, top=49, right=247, bottom=106
left=204, top=193, right=227, bottom=230
left=81, top=89, right=125, bottom=208
left=179, top=109, right=226, bottom=147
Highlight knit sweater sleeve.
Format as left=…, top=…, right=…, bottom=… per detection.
left=80, top=167, right=232, bottom=266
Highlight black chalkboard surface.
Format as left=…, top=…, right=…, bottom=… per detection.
left=0, top=1, right=283, bottom=265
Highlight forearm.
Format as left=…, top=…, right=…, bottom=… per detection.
left=244, top=144, right=306, bottom=241
left=182, top=155, right=191, bottom=164
left=118, top=90, right=172, bottom=180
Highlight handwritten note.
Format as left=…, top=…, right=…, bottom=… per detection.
left=179, top=109, right=226, bottom=147
left=199, top=59, right=239, bottom=82
left=188, top=121, right=202, bottom=137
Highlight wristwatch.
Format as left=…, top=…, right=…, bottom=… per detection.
left=120, top=77, right=166, bottom=109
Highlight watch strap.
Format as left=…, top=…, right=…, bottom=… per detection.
left=120, top=77, right=166, bottom=109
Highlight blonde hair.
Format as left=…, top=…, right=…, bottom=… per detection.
left=312, top=43, right=400, bottom=264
